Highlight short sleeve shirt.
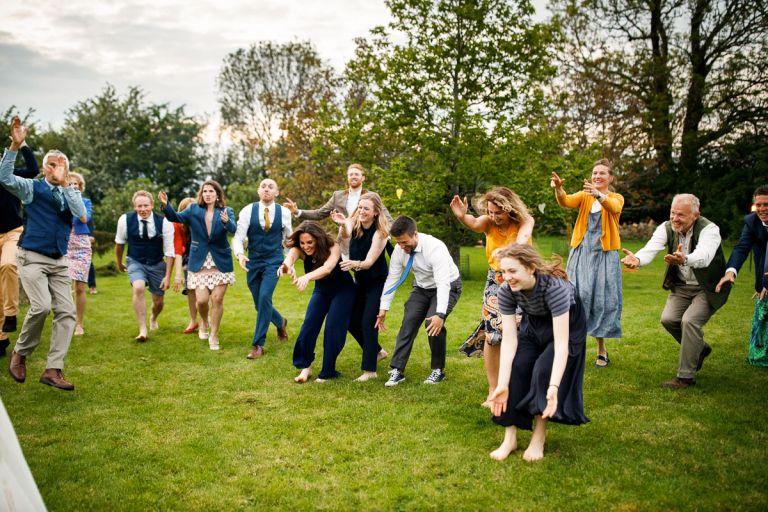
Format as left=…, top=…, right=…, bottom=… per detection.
left=497, top=273, right=574, bottom=317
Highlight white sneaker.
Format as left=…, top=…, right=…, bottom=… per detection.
left=423, top=369, right=445, bottom=384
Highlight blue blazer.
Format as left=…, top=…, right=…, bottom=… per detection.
left=162, top=203, right=236, bottom=273
left=725, top=212, right=768, bottom=292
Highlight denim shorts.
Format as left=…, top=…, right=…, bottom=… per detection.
left=126, top=257, right=166, bottom=296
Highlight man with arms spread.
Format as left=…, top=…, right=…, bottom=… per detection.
left=1, top=117, right=87, bottom=390
left=622, top=194, right=731, bottom=389
left=376, top=216, right=462, bottom=387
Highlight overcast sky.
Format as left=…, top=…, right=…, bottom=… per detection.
left=0, top=0, right=547, bottom=129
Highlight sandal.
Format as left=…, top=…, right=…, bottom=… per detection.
left=595, top=352, right=609, bottom=368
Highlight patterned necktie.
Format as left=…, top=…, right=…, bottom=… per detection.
left=384, top=251, right=416, bottom=295
left=141, top=220, right=149, bottom=239
left=52, top=187, right=63, bottom=211
left=264, top=207, right=270, bottom=232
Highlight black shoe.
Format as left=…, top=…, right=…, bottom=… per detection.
left=423, top=369, right=445, bottom=384
left=662, top=377, right=696, bottom=389
left=696, top=345, right=712, bottom=371
left=385, top=368, right=405, bottom=387
left=2, top=315, right=16, bottom=333
left=0, top=338, right=9, bottom=357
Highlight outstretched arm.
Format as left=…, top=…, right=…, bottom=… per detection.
left=450, top=195, right=487, bottom=233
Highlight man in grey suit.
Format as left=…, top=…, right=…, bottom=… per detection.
left=282, top=163, right=393, bottom=223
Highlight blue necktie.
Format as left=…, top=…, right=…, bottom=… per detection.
left=384, top=251, right=415, bottom=295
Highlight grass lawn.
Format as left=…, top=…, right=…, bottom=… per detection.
left=1, top=237, right=766, bottom=511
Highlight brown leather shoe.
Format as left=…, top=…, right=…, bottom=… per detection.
left=662, top=376, right=695, bottom=389
left=9, top=350, right=26, bottom=383
left=40, top=368, right=75, bottom=391
left=277, top=318, right=289, bottom=341
left=246, top=346, right=264, bottom=359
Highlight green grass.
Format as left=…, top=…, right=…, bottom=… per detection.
left=1, top=237, right=766, bottom=511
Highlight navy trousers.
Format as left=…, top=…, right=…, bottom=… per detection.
left=348, top=278, right=385, bottom=372
left=247, top=264, right=284, bottom=347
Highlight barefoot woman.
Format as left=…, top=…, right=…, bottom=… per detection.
left=488, top=244, right=588, bottom=462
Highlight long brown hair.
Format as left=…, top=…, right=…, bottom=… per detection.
left=196, top=180, right=226, bottom=208
left=286, top=221, right=336, bottom=263
left=477, top=187, right=531, bottom=225
left=351, top=192, right=389, bottom=239
left=493, top=243, right=568, bottom=280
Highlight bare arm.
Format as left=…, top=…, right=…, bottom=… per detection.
left=450, top=195, right=487, bottom=233
left=516, top=214, right=535, bottom=244
left=340, top=231, right=387, bottom=272
left=115, top=244, right=126, bottom=272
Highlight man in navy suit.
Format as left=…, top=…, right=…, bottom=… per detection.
left=716, top=185, right=768, bottom=298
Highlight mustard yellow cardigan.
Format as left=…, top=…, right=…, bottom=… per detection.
left=556, top=190, right=624, bottom=251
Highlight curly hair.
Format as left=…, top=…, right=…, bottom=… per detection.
left=476, top=187, right=530, bottom=225
left=493, top=243, right=567, bottom=280
left=286, top=221, right=336, bottom=264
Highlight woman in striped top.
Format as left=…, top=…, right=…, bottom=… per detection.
left=488, top=244, right=588, bottom=462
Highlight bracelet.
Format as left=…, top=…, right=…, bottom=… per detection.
left=548, top=384, right=559, bottom=389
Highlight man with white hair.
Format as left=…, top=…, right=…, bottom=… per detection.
left=621, top=194, right=731, bottom=389
left=0, top=117, right=87, bottom=391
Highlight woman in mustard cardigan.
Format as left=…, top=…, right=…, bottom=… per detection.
left=551, top=159, right=624, bottom=368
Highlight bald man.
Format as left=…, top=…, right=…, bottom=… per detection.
left=233, top=179, right=292, bottom=359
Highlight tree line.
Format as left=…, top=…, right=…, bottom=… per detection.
left=3, top=0, right=766, bottom=257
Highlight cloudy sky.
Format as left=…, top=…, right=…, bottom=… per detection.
left=0, top=0, right=547, bottom=128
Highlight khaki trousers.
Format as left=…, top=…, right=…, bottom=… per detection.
left=14, top=247, right=75, bottom=370
left=660, top=284, right=715, bottom=379
left=0, top=227, right=23, bottom=336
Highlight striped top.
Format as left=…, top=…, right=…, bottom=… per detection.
left=497, top=273, right=575, bottom=317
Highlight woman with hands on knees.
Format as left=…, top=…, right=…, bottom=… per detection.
left=487, top=244, right=588, bottom=462
left=450, top=187, right=534, bottom=403
left=279, top=221, right=356, bottom=383
left=330, top=192, right=391, bottom=382
left=551, top=159, right=624, bottom=369
left=158, top=181, right=236, bottom=351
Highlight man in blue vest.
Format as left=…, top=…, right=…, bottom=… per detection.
left=115, top=191, right=175, bottom=342
left=1, top=117, right=87, bottom=390
left=234, top=178, right=292, bottom=359
left=622, top=194, right=731, bottom=389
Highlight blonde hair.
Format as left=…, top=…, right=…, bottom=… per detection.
left=494, top=243, right=568, bottom=280
left=132, top=190, right=154, bottom=205
left=351, top=192, right=389, bottom=239
left=178, top=197, right=196, bottom=212
left=477, top=187, right=531, bottom=225
left=68, top=172, right=85, bottom=192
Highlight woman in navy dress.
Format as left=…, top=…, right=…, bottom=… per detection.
left=279, top=221, right=355, bottom=383
left=158, top=181, right=236, bottom=350
left=488, top=244, right=588, bottom=462
left=332, top=192, right=390, bottom=382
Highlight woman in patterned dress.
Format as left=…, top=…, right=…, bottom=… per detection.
left=551, top=159, right=624, bottom=368
left=159, top=181, right=236, bottom=350
left=66, top=172, right=92, bottom=336
left=450, top=187, right=534, bottom=403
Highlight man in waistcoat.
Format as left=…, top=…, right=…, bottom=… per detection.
left=1, top=117, right=87, bottom=390
left=622, top=194, right=731, bottom=389
left=234, top=178, right=292, bottom=359
left=0, top=118, right=39, bottom=356
left=115, top=191, right=175, bottom=342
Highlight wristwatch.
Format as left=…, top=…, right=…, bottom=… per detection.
left=436, top=313, right=446, bottom=320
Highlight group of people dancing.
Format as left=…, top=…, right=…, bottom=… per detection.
left=2, top=115, right=766, bottom=463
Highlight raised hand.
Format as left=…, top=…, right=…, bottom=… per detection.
left=663, top=244, right=685, bottom=266
left=282, top=198, right=298, bottom=214
left=583, top=179, right=599, bottom=197
left=220, top=209, right=229, bottom=224
left=550, top=172, right=565, bottom=189
left=449, top=195, right=469, bottom=219
left=621, top=248, right=640, bottom=269
left=158, top=191, right=168, bottom=207
left=330, top=209, right=346, bottom=225
left=9, top=116, right=28, bottom=150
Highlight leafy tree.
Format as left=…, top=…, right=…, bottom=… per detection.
left=63, top=85, right=205, bottom=204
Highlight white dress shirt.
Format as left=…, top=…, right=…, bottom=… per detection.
left=634, top=221, right=722, bottom=285
left=345, top=188, right=362, bottom=216
left=379, top=233, right=460, bottom=314
left=114, top=213, right=175, bottom=257
left=233, top=201, right=293, bottom=257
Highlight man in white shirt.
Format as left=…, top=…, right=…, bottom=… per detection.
left=621, top=194, right=730, bottom=389
left=115, top=191, right=175, bottom=342
left=376, top=216, right=462, bottom=386
left=233, top=179, right=292, bottom=359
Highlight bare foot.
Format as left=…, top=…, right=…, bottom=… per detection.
left=135, top=333, right=147, bottom=342
left=294, top=368, right=312, bottom=383
left=523, top=422, right=547, bottom=462
left=74, top=325, right=84, bottom=336
left=198, top=326, right=209, bottom=340
left=490, top=439, right=517, bottom=461
left=355, top=371, right=378, bottom=382
left=523, top=443, right=545, bottom=462
left=149, top=317, right=159, bottom=331
left=377, top=349, right=388, bottom=362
